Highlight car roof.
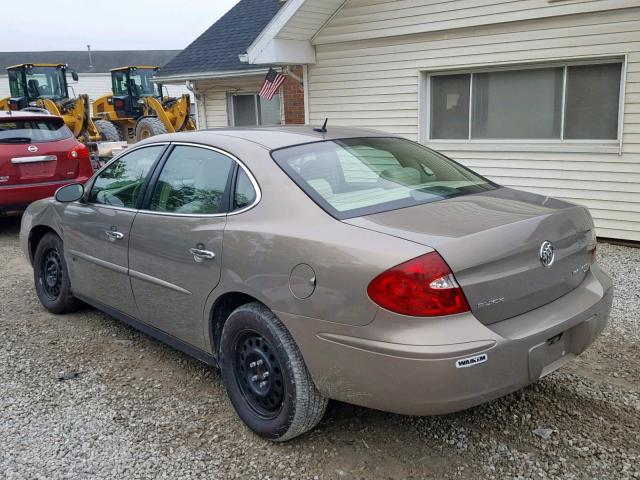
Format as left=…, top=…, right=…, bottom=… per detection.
left=0, top=111, right=59, bottom=121
left=140, top=125, right=398, bottom=151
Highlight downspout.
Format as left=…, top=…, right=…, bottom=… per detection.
left=302, top=65, right=310, bottom=125
left=186, top=81, right=207, bottom=129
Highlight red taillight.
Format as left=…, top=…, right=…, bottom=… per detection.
left=367, top=252, right=470, bottom=317
left=68, top=143, right=90, bottom=161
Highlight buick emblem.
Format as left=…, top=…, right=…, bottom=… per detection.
left=539, top=241, right=555, bottom=268
left=27, top=145, right=38, bottom=153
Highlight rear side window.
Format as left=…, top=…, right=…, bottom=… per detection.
left=149, top=146, right=234, bottom=215
left=272, top=137, right=497, bottom=219
left=234, top=168, right=257, bottom=210
left=88, top=146, right=164, bottom=208
left=0, top=118, right=72, bottom=144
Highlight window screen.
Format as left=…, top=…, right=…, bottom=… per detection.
left=564, top=63, right=621, bottom=140
left=231, top=93, right=281, bottom=126
left=429, top=61, right=623, bottom=141
left=430, top=74, right=470, bottom=139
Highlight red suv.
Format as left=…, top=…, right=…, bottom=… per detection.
left=0, top=111, right=94, bottom=214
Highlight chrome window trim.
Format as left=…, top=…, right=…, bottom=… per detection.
left=11, top=155, right=57, bottom=164
left=136, top=141, right=262, bottom=218
left=83, top=142, right=170, bottom=214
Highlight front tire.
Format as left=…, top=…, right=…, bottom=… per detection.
left=33, top=233, right=82, bottom=314
left=95, top=119, right=123, bottom=142
left=220, top=302, right=328, bottom=441
left=135, top=117, right=167, bottom=141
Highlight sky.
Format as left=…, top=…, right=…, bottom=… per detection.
left=0, top=0, right=242, bottom=51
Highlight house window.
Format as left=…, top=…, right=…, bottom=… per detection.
left=229, top=93, right=281, bottom=127
left=428, top=61, right=623, bottom=141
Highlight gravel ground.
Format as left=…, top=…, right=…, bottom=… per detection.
left=1, top=215, right=639, bottom=480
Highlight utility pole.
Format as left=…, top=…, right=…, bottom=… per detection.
left=87, top=45, right=93, bottom=68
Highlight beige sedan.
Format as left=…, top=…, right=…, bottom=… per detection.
left=20, top=126, right=612, bottom=440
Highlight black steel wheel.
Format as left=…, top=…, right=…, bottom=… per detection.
left=220, top=302, right=328, bottom=441
left=40, top=248, right=63, bottom=300
left=234, top=331, right=285, bottom=419
left=33, top=232, right=83, bottom=314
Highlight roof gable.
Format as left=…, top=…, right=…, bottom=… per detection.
left=158, top=0, right=283, bottom=79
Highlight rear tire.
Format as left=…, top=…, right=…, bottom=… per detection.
left=33, top=233, right=82, bottom=314
left=95, top=119, right=123, bottom=142
left=135, top=117, right=167, bottom=141
left=220, top=302, right=328, bottom=441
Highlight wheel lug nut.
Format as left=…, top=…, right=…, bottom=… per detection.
left=249, top=361, right=256, bottom=368
left=259, top=381, right=268, bottom=388
left=255, top=359, right=264, bottom=366
left=262, top=372, right=269, bottom=379
left=251, top=375, right=259, bottom=382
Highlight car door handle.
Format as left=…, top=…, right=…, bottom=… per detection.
left=189, top=248, right=216, bottom=262
left=105, top=230, right=124, bottom=241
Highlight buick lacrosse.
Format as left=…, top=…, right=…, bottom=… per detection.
left=20, top=126, right=612, bottom=441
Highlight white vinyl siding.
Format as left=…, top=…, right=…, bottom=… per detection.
left=307, top=6, right=640, bottom=241
left=314, top=0, right=635, bottom=44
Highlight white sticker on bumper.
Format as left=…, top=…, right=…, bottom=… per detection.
left=456, top=353, right=488, bottom=369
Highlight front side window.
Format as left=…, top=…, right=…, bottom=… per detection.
left=272, top=137, right=496, bottom=219
left=230, top=93, right=281, bottom=127
left=149, top=146, right=233, bottom=215
left=88, top=146, right=164, bottom=208
left=429, top=61, right=622, bottom=141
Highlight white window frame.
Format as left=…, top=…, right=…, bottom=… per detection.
left=420, top=56, right=627, bottom=155
left=227, top=92, right=282, bottom=127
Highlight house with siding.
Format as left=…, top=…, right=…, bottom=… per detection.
left=235, top=0, right=639, bottom=242
left=155, top=0, right=306, bottom=129
left=0, top=50, right=189, bottom=105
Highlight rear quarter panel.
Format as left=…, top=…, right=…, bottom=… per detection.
left=206, top=141, right=431, bottom=328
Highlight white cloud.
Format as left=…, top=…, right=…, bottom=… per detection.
left=0, top=0, right=241, bottom=51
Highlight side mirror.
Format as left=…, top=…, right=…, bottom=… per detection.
left=55, top=183, right=84, bottom=203
left=70, top=70, right=79, bottom=82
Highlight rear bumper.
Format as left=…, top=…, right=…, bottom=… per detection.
left=0, top=177, right=90, bottom=213
left=278, top=264, right=612, bottom=416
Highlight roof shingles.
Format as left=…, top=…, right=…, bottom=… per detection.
left=158, top=0, right=283, bottom=79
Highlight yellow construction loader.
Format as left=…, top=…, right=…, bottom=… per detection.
left=0, top=63, right=101, bottom=142
left=92, top=66, right=196, bottom=142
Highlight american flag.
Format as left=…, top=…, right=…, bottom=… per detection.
left=258, top=68, right=286, bottom=101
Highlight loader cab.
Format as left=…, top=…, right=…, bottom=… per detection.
left=110, top=66, right=161, bottom=116
left=6, top=64, right=75, bottom=110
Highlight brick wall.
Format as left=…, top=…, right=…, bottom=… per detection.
left=282, top=65, right=305, bottom=125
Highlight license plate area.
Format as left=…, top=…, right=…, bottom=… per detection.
left=528, top=330, right=574, bottom=381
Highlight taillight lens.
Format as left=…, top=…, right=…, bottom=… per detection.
left=68, top=143, right=90, bottom=161
left=367, top=252, right=470, bottom=317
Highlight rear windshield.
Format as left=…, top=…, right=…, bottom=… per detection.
left=0, top=117, right=72, bottom=144
left=271, top=137, right=497, bottom=219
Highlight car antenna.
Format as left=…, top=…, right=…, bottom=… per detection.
left=313, top=118, right=328, bottom=133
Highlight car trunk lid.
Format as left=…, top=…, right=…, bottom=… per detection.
left=0, top=116, right=79, bottom=186
left=344, top=187, right=595, bottom=324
